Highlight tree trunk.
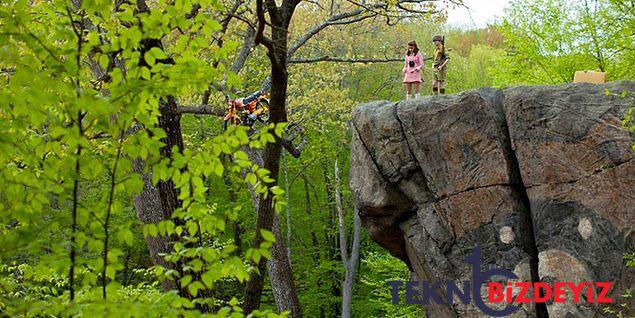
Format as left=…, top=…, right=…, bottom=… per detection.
left=269, top=215, right=302, bottom=317
left=244, top=147, right=302, bottom=317
left=82, top=3, right=184, bottom=293
left=335, top=159, right=361, bottom=318
left=243, top=79, right=302, bottom=316
left=341, top=212, right=361, bottom=318
left=282, top=150, right=292, bottom=262
left=132, top=159, right=179, bottom=291
left=243, top=32, right=302, bottom=317
left=132, top=98, right=186, bottom=292
left=322, top=163, right=341, bottom=317
left=301, top=174, right=320, bottom=252
left=243, top=144, right=284, bottom=314
left=243, top=2, right=302, bottom=315
left=130, top=1, right=201, bottom=300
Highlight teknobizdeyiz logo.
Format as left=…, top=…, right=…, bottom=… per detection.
left=386, top=245, right=614, bottom=317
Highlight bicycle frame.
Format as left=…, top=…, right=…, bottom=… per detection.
left=223, top=91, right=269, bottom=130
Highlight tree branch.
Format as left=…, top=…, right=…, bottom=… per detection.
left=281, top=138, right=301, bottom=158
left=290, top=56, right=400, bottom=64
left=287, top=6, right=372, bottom=57
left=287, top=0, right=443, bottom=57
left=212, top=0, right=245, bottom=59
left=255, top=0, right=266, bottom=46
left=231, top=26, right=257, bottom=73
left=264, top=0, right=282, bottom=25
left=289, top=56, right=432, bottom=64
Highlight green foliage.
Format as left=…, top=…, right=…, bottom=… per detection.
left=445, top=44, right=505, bottom=91
left=493, top=0, right=635, bottom=85
left=0, top=0, right=283, bottom=316
left=2, top=0, right=632, bottom=316
left=354, top=251, right=422, bottom=317
left=602, top=253, right=633, bottom=317
left=625, top=253, right=635, bottom=268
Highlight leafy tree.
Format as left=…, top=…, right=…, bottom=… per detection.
left=0, top=0, right=283, bottom=316
left=493, top=0, right=635, bottom=85
left=8, top=0, right=632, bottom=317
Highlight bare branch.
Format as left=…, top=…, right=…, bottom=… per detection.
left=289, top=56, right=432, bottom=64
left=287, top=0, right=440, bottom=57
left=255, top=0, right=276, bottom=53
left=259, top=34, right=276, bottom=52
left=287, top=6, right=373, bottom=57
left=255, top=0, right=267, bottom=46
left=335, top=158, right=349, bottom=269
left=264, top=0, right=282, bottom=25
left=231, top=26, right=257, bottom=73
left=185, top=0, right=440, bottom=116
left=212, top=0, right=245, bottom=51
left=281, top=138, right=301, bottom=158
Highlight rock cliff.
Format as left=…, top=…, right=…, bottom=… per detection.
left=350, top=82, right=634, bottom=317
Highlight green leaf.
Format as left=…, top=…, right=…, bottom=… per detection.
left=270, top=186, right=284, bottom=196
left=252, top=249, right=261, bottom=263
left=149, top=47, right=168, bottom=60
left=213, top=162, right=224, bottom=176
left=144, top=51, right=156, bottom=66
left=201, top=269, right=220, bottom=288
left=274, top=123, right=287, bottom=138
left=118, top=228, right=134, bottom=246
left=260, top=248, right=272, bottom=260
left=181, top=274, right=193, bottom=288
left=144, top=224, right=159, bottom=237
left=106, top=265, right=116, bottom=279
left=140, top=66, right=151, bottom=79
left=187, top=281, right=204, bottom=297
left=99, top=54, right=110, bottom=70
left=260, top=229, right=275, bottom=242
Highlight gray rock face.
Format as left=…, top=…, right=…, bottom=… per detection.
left=350, top=82, right=634, bottom=317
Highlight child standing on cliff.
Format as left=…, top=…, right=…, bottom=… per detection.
left=403, top=41, right=424, bottom=100
left=432, top=35, right=450, bottom=95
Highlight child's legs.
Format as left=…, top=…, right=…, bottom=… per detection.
left=405, top=82, right=412, bottom=94
left=438, top=81, right=446, bottom=94
left=413, top=82, right=420, bottom=94
left=432, top=76, right=439, bottom=94
left=438, top=69, right=446, bottom=93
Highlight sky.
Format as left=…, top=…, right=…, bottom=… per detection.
left=445, top=0, right=510, bottom=29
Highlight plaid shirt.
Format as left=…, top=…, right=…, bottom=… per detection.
left=433, top=47, right=449, bottom=67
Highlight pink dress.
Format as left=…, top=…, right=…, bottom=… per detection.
left=403, top=52, right=423, bottom=83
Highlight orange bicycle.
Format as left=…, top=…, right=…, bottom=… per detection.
left=223, top=90, right=270, bottom=130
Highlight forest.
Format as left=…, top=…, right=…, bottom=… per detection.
left=0, top=0, right=633, bottom=317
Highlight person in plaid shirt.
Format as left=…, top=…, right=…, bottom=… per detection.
left=431, top=35, right=450, bottom=95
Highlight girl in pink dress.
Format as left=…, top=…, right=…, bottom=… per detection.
left=403, top=41, right=424, bottom=100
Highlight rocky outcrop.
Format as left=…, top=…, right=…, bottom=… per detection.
left=350, top=82, right=634, bottom=317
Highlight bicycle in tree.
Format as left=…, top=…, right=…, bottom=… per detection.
left=223, top=90, right=270, bottom=130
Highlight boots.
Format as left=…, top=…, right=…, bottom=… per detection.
left=406, top=94, right=411, bottom=100
left=414, top=93, right=421, bottom=99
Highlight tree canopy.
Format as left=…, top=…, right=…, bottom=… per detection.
left=0, top=0, right=633, bottom=317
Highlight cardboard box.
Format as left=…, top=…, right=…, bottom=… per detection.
left=574, top=71, right=607, bottom=84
